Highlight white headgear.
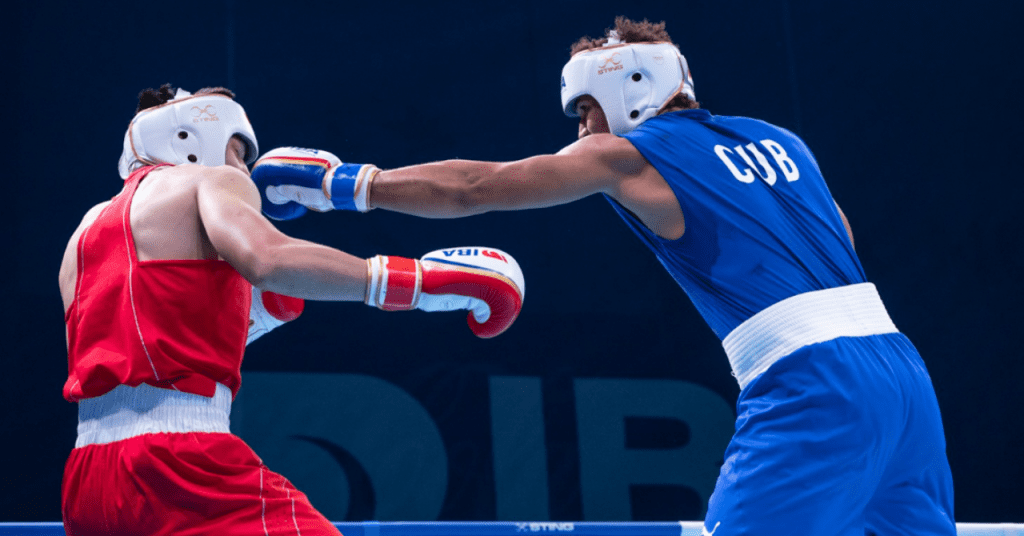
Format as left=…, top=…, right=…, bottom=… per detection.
left=118, top=88, right=259, bottom=179
left=560, top=39, right=695, bottom=136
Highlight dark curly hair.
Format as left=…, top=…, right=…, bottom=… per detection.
left=135, top=83, right=236, bottom=113
left=570, top=17, right=698, bottom=111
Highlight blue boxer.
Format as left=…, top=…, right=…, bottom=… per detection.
left=614, top=110, right=956, bottom=535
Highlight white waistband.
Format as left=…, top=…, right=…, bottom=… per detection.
left=76, top=383, right=232, bottom=448
left=722, top=283, right=899, bottom=390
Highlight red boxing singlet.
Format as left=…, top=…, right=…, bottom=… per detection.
left=63, top=166, right=251, bottom=401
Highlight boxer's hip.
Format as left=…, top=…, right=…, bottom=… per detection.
left=63, top=384, right=340, bottom=535
left=723, top=282, right=899, bottom=390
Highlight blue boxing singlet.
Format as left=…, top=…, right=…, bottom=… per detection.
left=614, top=109, right=866, bottom=340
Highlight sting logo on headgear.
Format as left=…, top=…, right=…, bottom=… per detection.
left=118, top=88, right=258, bottom=178
left=597, top=53, right=623, bottom=75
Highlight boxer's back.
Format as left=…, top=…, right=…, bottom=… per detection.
left=129, top=164, right=220, bottom=262
left=60, top=164, right=250, bottom=401
left=60, top=164, right=219, bottom=311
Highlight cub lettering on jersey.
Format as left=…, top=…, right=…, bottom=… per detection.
left=714, top=138, right=800, bottom=186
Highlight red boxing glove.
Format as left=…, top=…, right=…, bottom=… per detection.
left=247, top=286, right=305, bottom=345
left=365, top=247, right=525, bottom=338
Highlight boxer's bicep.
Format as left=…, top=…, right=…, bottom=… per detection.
left=444, top=134, right=637, bottom=211
left=487, top=150, right=622, bottom=210
left=372, top=134, right=638, bottom=217
left=196, top=168, right=289, bottom=284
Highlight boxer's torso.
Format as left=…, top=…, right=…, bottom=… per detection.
left=612, top=109, right=867, bottom=339
left=61, top=165, right=250, bottom=401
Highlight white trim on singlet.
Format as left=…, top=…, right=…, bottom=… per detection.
left=261, top=466, right=270, bottom=536
left=75, top=212, right=94, bottom=327
left=121, top=189, right=161, bottom=381
left=75, top=383, right=232, bottom=447
left=722, top=283, right=899, bottom=390
left=289, top=488, right=302, bottom=536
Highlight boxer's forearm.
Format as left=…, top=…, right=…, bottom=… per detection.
left=248, top=239, right=368, bottom=301
left=372, top=156, right=595, bottom=218
left=371, top=160, right=504, bottom=218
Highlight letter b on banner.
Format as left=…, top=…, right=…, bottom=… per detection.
left=231, top=372, right=447, bottom=520
left=575, top=378, right=734, bottom=520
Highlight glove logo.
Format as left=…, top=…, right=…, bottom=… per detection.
left=482, top=250, right=508, bottom=263
left=440, top=248, right=508, bottom=263
left=285, top=147, right=321, bottom=156
left=191, top=105, right=219, bottom=123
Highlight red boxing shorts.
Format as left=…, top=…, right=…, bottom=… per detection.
left=62, top=384, right=341, bottom=536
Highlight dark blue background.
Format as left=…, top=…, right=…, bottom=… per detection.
left=4, top=0, right=1022, bottom=523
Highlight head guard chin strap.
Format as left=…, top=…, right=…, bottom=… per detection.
left=118, top=88, right=259, bottom=179
left=560, top=40, right=695, bottom=136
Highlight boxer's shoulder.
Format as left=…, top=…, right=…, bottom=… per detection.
left=145, top=162, right=245, bottom=187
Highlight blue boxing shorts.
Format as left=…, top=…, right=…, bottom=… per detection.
left=703, top=333, right=956, bottom=536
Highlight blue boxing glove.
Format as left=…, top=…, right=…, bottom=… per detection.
left=250, top=147, right=379, bottom=220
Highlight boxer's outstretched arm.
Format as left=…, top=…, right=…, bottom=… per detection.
left=196, top=166, right=367, bottom=301
left=372, top=134, right=645, bottom=218
left=200, top=166, right=527, bottom=337
left=250, top=136, right=682, bottom=239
